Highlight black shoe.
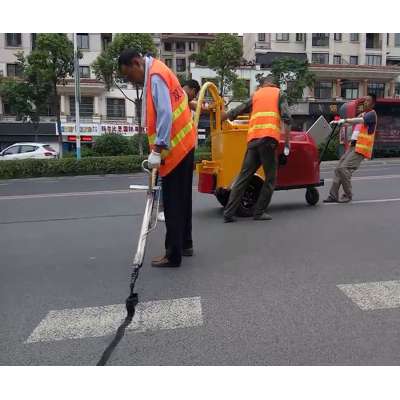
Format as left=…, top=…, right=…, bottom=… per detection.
left=253, top=213, right=272, bottom=221
left=151, top=256, right=180, bottom=268
left=323, top=196, right=338, bottom=203
left=224, top=215, right=237, bottom=223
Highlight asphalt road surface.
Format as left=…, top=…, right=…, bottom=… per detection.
left=1, top=159, right=400, bottom=365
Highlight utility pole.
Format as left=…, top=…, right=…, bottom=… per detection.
left=73, top=33, right=81, bottom=160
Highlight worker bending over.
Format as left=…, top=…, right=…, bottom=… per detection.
left=222, top=75, right=293, bottom=222
left=118, top=49, right=196, bottom=268
left=324, top=94, right=377, bottom=203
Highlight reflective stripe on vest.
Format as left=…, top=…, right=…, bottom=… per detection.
left=145, top=59, right=195, bottom=176
left=355, top=111, right=377, bottom=159
left=248, top=87, right=281, bottom=143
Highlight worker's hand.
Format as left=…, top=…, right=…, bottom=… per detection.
left=330, top=119, right=346, bottom=126
left=148, top=150, right=161, bottom=169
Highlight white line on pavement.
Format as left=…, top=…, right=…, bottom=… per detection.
left=324, top=174, right=400, bottom=183
left=324, top=197, right=400, bottom=205
left=337, top=280, right=400, bottom=310
left=0, top=189, right=133, bottom=200
left=26, top=296, right=203, bottom=343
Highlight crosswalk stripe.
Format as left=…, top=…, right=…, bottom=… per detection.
left=26, top=297, right=203, bottom=343
left=337, top=280, right=400, bottom=310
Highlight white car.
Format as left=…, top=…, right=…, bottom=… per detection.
left=0, top=143, right=58, bottom=161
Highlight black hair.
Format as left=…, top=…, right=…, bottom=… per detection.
left=183, top=79, right=201, bottom=94
left=118, top=48, right=142, bottom=68
left=367, top=93, right=377, bottom=103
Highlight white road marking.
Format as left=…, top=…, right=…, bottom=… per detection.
left=337, top=280, right=400, bottom=311
left=0, top=189, right=132, bottom=200
left=324, top=174, right=400, bottom=183
left=26, top=296, right=203, bottom=343
left=324, top=197, right=400, bottom=205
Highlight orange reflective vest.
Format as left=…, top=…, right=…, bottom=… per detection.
left=354, top=110, right=377, bottom=159
left=146, top=59, right=196, bottom=177
left=247, top=86, right=281, bottom=143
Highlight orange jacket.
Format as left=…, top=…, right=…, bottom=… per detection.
left=247, top=86, right=281, bottom=143
left=146, top=59, right=196, bottom=176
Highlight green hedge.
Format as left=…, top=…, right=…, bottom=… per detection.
left=0, top=152, right=211, bottom=179
left=0, top=155, right=145, bottom=179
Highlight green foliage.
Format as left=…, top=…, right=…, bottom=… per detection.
left=0, top=156, right=145, bottom=179
left=195, top=34, right=243, bottom=97
left=232, top=78, right=249, bottom=100
left=127, top=134, right=150, bottom=156
left=92, top=133, right=131, bottom=156
left=270, top=58, right=315, bottom=105
left=0, top=34, right=76, bottom=150
left=92, top=33, right=156, bottom=89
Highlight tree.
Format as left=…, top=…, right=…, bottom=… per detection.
left=0, top=34, right=76, bottom=157
left=92, top=33, right=157, bottom=156
left=270, top=58, right=315, bottom=105
left=194, top=33, right=243, bottom=99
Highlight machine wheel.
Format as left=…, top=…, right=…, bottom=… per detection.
left=305, top=187, right=319, bottom=206
left=215, top=187, right=230, bottom=207
left=236, top=175, right=264, bottom=217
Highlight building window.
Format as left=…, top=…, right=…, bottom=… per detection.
left=312, top=53, right=329, bottom=64
left=341, top=81, right=359, bottom=99
left=70, top=96, right=93, bottom=117
left=165, top=58, right=173, bottom=68
left=6, top=63, right=23, bottom=78
left=77, top=33, right=89, bottom=50
left=258, top=33, right=266, bottom=42
left=101, top=33, right=112, bottom=51
left=276, top=33, right=289, bottom=42
left=40, top=100, right=57, bottom=117
left=188, top=41, right=195, bottom=51
left=350, top=33, right=359, bottom=42
left=395, top=83, right=400, bottom=96
left=176, top=58, right=186, bottom=72
left=367, top=82, right=385, bottom=98
left=366, top=54, right=382, bottom=66
left=349, top=56, right=358, bottom=65
left=31, top=33, right=37, bottom=50
left=107, top=98, right=126, bottom=119
left=314, top=81, right=332, bottom=99
left=366, top=33, right=382, bottom=49
left=3, top=102, right=17, bottom=115
left=296, top=33, right=304, bottom=42
left=79, top=66, right=90, bottom=78
left=333, top=55, right=342, bottom=65
left=395, top=33, right=400, bottom=47
left=312, top=33, right=329, bottom=47
left=164, top=42, right=172, bottom=51
left=5, top=33, right=22, bottom=47
left=334, top=33, right=342, bottom=41
left=175, top=41, right=185, bottom=53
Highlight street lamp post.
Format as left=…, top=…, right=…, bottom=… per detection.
left=73, top=33, right=81, bottom=160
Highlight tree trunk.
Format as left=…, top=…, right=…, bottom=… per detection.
left=54, top=82, right=63, bottom=158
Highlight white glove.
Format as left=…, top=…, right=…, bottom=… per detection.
left=330, top=119, right=346, bottom=125
left=148, top=150, right=161, bottom=169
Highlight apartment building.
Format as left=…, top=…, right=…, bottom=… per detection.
left=159, top=33, right=216, bottom=76
left=0, top=33, right=167, bottom=149
left=244, top=33, right=400, bottom=100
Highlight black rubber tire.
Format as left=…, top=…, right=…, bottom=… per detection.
left=305, top=187, right=319, bottom=206
left=215, top=187, right=230, bottom=207
left=236, top=175, right=264, bottom=217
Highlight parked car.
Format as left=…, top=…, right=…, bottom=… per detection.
left=0, top=143, right=58, bottom=161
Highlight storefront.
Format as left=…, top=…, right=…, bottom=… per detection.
left=0, top=122, right=58, bottom=151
